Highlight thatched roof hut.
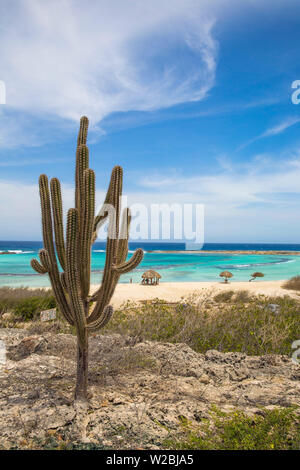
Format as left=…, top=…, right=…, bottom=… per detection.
left=141, top=270, right=161, bottom=285
left=219, top=271, right=233, bottom=283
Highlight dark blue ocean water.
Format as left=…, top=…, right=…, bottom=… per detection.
left=1, top=241, right=300, bottom=287
left=1, top=241, right=300, bottom=252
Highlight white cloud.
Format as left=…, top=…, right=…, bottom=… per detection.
left=0, top=178, right=108, bottom=240
left=0, top=0, right=217, bottom=126
left=139, top=156, right=300, bottom=205
left=3, top=153, right=300, bottom=242
left=130, top=154, right=300, bottom=242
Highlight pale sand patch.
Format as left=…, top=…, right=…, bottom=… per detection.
left=90, top=280, right=297, bottom=307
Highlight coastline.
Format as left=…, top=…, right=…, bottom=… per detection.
left=90, top=279, right=295, bottom=307
left=147, top=250, right=300, bottom=255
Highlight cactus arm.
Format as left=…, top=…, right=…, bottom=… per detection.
left=39, top=174, right=74, bottom=325
left=31, top=258, right=48, bottom=274
left=31, top=249, right=51, bottom=274
left=88, top=208, right=137, bottom=306
left=50, top=178, right=66, bottom=270
left=113, top=248, right=144, bottom=274
left=87, top=220, right=117, bottom=322
left=86, top=305, right=113, bottom=331
left=91, top=212, right=108, bottom=244
left=91, top=167, right=115, bottom=242
left=80, top=169, right=95, bottom=299
left=117, top=208, right=131, bottom=264
left=92, top=165, right=123, bottom=243
left=39, top=248, right=52, bottom=271
left=114, top=208, right=144, bottom=273
left=87, top=168, right=122, bottom=323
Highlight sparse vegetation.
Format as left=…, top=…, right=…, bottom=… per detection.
left=164, top=407, right=300, bottom=450
left=214, top=290, right=251, bottom=303
left=283, top=275, right=300, bottom=291
left=0, top=287, right=56, bottom=321
left=213, top=290, right=235, bottom=302
left=102, top=293, right=300, bottom=356
left=0, top=288, right=299, bottom=450
left=1, top=289, right=299, bottom=357
left=234, top=289, right=251, bottom=303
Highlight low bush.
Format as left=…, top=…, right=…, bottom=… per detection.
left=0, top=287, right=56, bottom=321
left=283, top=275, right=300, bottom=291
left=164, top=407, right=300, bottom=450
left=102, top=294, right=300, bottom=356
left=214, top=290, right=251, bottom=303
left=213, top=291, right=234, bottom=302
left=14, top=296, right=56, bottom=320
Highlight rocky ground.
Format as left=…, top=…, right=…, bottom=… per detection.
left=0, top=328, right=299, bottom=449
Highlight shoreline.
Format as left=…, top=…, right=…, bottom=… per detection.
left=89, top=279, right=296, bottom=307
left=147, top=250, right=300, bottom=255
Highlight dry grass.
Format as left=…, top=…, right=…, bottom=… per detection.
left=283, top=275, right=300, bottom=291
left=102, top=292, right=300, bottom=356
left=214, top=290, right=251, bottom=303
left=1, top=287, right=299, bottom=357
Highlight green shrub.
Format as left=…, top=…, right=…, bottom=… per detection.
left=0, top=287, right=56, bottom=321
left=164, top=407, right=300, bottom=450
left=14, top=296, right=56, bottom=320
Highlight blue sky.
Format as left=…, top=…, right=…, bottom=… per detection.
left=1, top=0, right=300, bottom=242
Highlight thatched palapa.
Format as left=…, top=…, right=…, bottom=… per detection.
left=141, top=270, right=161, bottom=285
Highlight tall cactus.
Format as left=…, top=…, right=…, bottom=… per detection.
left=31, top=116, right=143, bottom=401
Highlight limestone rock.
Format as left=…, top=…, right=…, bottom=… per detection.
left=0, top=328, right=299, bottom=449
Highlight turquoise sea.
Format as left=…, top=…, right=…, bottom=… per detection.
left=1, top=241, right=300, bottom=288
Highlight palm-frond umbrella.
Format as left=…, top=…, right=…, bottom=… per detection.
left=219, top=271, right=233, bottom=283
left=249, top=272, right=264, bottom=282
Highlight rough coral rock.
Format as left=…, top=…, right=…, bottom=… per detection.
left=0, top=328, right=299, bottom=449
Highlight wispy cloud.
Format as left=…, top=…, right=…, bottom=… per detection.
left=0, top=1, right=217, bottom=127
left=238, top=116, right=300, bottom=150
left=262, top=117, right=300, bottom=137
left=138, top=152, right=300, bottom=208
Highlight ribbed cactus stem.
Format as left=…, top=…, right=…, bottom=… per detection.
left=79, top=169, right=95, bottom=300
left=31, top=116, right=143, bottom=401
left=50, top=178, right=66, bottom=270
left=66, top=208, right=86, bottom=347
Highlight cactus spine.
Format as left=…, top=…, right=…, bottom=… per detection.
left=31, top=116, right=143, bottom=401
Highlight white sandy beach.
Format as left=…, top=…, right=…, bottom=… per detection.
left=90, top=280, right=296, bottom=307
